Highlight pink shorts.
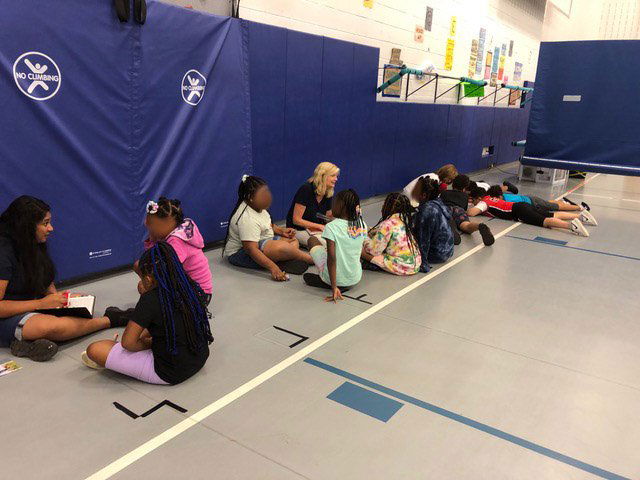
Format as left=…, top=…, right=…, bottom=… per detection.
left=105, top=343, right=169, bottom=385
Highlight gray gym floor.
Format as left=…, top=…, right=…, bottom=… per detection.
left=2, top=164, right=639, bottom=480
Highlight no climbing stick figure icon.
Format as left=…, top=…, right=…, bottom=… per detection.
left=13, top=52, right=62, bottom=101
left=181, top=69, right=207, bottom=106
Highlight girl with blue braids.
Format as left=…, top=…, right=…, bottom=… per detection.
left=82, top=242, right=213, bottom=385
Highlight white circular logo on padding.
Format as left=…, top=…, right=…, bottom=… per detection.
left=13, top=52, right=62, bottom=101
left=181, top=69, right=207, bottom=106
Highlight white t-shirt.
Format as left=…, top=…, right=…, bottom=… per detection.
left=475, top=181, right=490, bottom=191
left=402, top=173, right=440, bottom=207
left=225, top=202, right=274, bottom=256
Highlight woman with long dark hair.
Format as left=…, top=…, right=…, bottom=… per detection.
left=0, top=196, right=127, bottom=361
left=83, top=242, right=213, bottom=385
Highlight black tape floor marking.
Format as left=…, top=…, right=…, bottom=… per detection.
left=343, top=293, right=373, bottom=305
left=273, top=326, right=309, bottom=348
left=113, top=400, right=188, bottom=420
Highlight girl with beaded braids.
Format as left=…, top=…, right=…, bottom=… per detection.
left=361, top=193, right=421, bottom=276
left=83, top=242, right=212, bottom=385
left=306, top=189, right=368, bottom=302
left=223, top=175, right=314, bottom=282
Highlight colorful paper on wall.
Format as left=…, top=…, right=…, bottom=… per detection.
left=490, top=46, right=499, bottom=86
left=363, top=0, right=373, bottom=8
left=475, top=28, right=486, bottom=75
left=414, top=25, right=424, bottom=43
left=382, top=64, right=402, bottom=97
left=509, top=40, right=514, bottom=57
left=445, top=38, right=455, bottom=70
left=498, top=55, right=506, bottom=80
left=449, top=16, right=457, bottom=36
left=425, top=6, right=433, bottom=31
left=514, top=62, right=523, bottom=82
left=501, top=43, right=507, bottom=56
left=484, top=50, right=492, bottom=80
left=468, top=39, right=478, bottom=77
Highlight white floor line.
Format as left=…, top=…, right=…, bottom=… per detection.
left=85, top=174, right=600, bottom=480
left=572, top=193, right=612, bottom=199
left=622, top=198, right=640, bottom=203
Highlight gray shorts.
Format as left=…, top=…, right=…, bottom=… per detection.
left=529, top=196, right=559, bottom=212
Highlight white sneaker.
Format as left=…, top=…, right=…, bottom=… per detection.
left=570, top=219, right=589, bottom=237
left=81, top=351, right=104, bottom=370
left=579, top=209, right=598, bottom=226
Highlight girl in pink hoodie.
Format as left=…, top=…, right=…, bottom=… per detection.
left=140, top=197, right=212, bottom=301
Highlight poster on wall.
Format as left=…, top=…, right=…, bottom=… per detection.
left=484, top=50, right=492, bottom=80
left=475, top=28, right=486, bottom=75
left=363, top=0, right=373, bottom=8
left=390, top=48, right=402, bottom=65
left=498, top=54, right=506, bottom=80
left=449, top=16, right=457, bottom=36
left=514, top=61, right=523, bottom=82
left=425, top=6, right=433, bottom=31
left=414, top=25, right=424, bottom=42
left=445, top=38, right=455, bottom=70
left=382, top=64, right=402, bottom=97
left=509, top=40, right=514, bottom=57
left=501, top=43, right=507, bottom=56
left=468, top=39, right=478, bottom=77
left=490, top=46, right=500, bottom=86
left=508, top=89, right=519, bottom=106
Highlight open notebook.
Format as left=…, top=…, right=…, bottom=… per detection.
left=36, top=294, right=95, bottom=319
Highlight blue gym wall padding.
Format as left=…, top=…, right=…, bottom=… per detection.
left=0, top=0, right=530, bottom=281
left=248, top=22, right=287, bottom=220
left=524, top=41, right=640, bottom=175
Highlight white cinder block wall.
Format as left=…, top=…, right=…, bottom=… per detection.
left=238, top=0, right=544, bottom=106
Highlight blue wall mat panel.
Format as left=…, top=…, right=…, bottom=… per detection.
left=320, top=37, right=354, bottom=192
left=247, top=21, right=287, bottom=220
left=370, top=102, right=400, bottom=195
left=524, top=41, right=640, bottom=175
left=282, top=30, right=324, bottom=216
left=0, top=0, right=137, bottom=280
left=346, top=44, right=379, bottom=200
left=137, top=3, right=252, bottom=249
left=446, top=105, right=481, bottom=174
left=393, top=103, right=450, bottom=190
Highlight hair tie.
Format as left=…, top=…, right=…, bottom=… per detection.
left=146, top=200, right=159, bottom=214
left=242, top=174, right=249, bottom=183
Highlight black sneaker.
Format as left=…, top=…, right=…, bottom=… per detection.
left=10, top=339, right=58, bottom=362
left=478, top=223, right=495, bottom=246
left=277, top=260, right=309, bottom=275
left=303, top=273, right=351, bottom=292
left=503, top=181, right=518, bottom=194
left=581, top=201, right=590, bottom=211
left=104, top=307, right=134, bottom=328
left=563, top=196, right=578, bottom=206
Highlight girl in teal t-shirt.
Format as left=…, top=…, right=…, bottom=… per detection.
left=307, top=189, right=367, bottom=302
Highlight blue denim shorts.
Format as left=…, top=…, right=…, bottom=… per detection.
left=227, top=236, right=281, bottom=270
left=0, top=312, right=38, bottom=348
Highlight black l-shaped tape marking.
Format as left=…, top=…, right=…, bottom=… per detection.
left=113, top=400, right=187, bottom=420
left=273, top=326, right=309, bottom=348
left=343, top=293, right=373, bottom=305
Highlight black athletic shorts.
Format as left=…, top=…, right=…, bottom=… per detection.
left=512, top=202, right=553, bottom=227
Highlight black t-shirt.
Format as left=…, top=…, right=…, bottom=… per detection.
left=0, top=235, right=47, bottom=301
left=440, top=190, right=469, bottom=210
left=132, top=290, right=210, bottom=385
left=286, top=182, right=332, bottom=230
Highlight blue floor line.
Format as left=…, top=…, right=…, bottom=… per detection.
left=304, top=358, right=630, bottom=480
left=506, top=235, right=640, bottom=261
